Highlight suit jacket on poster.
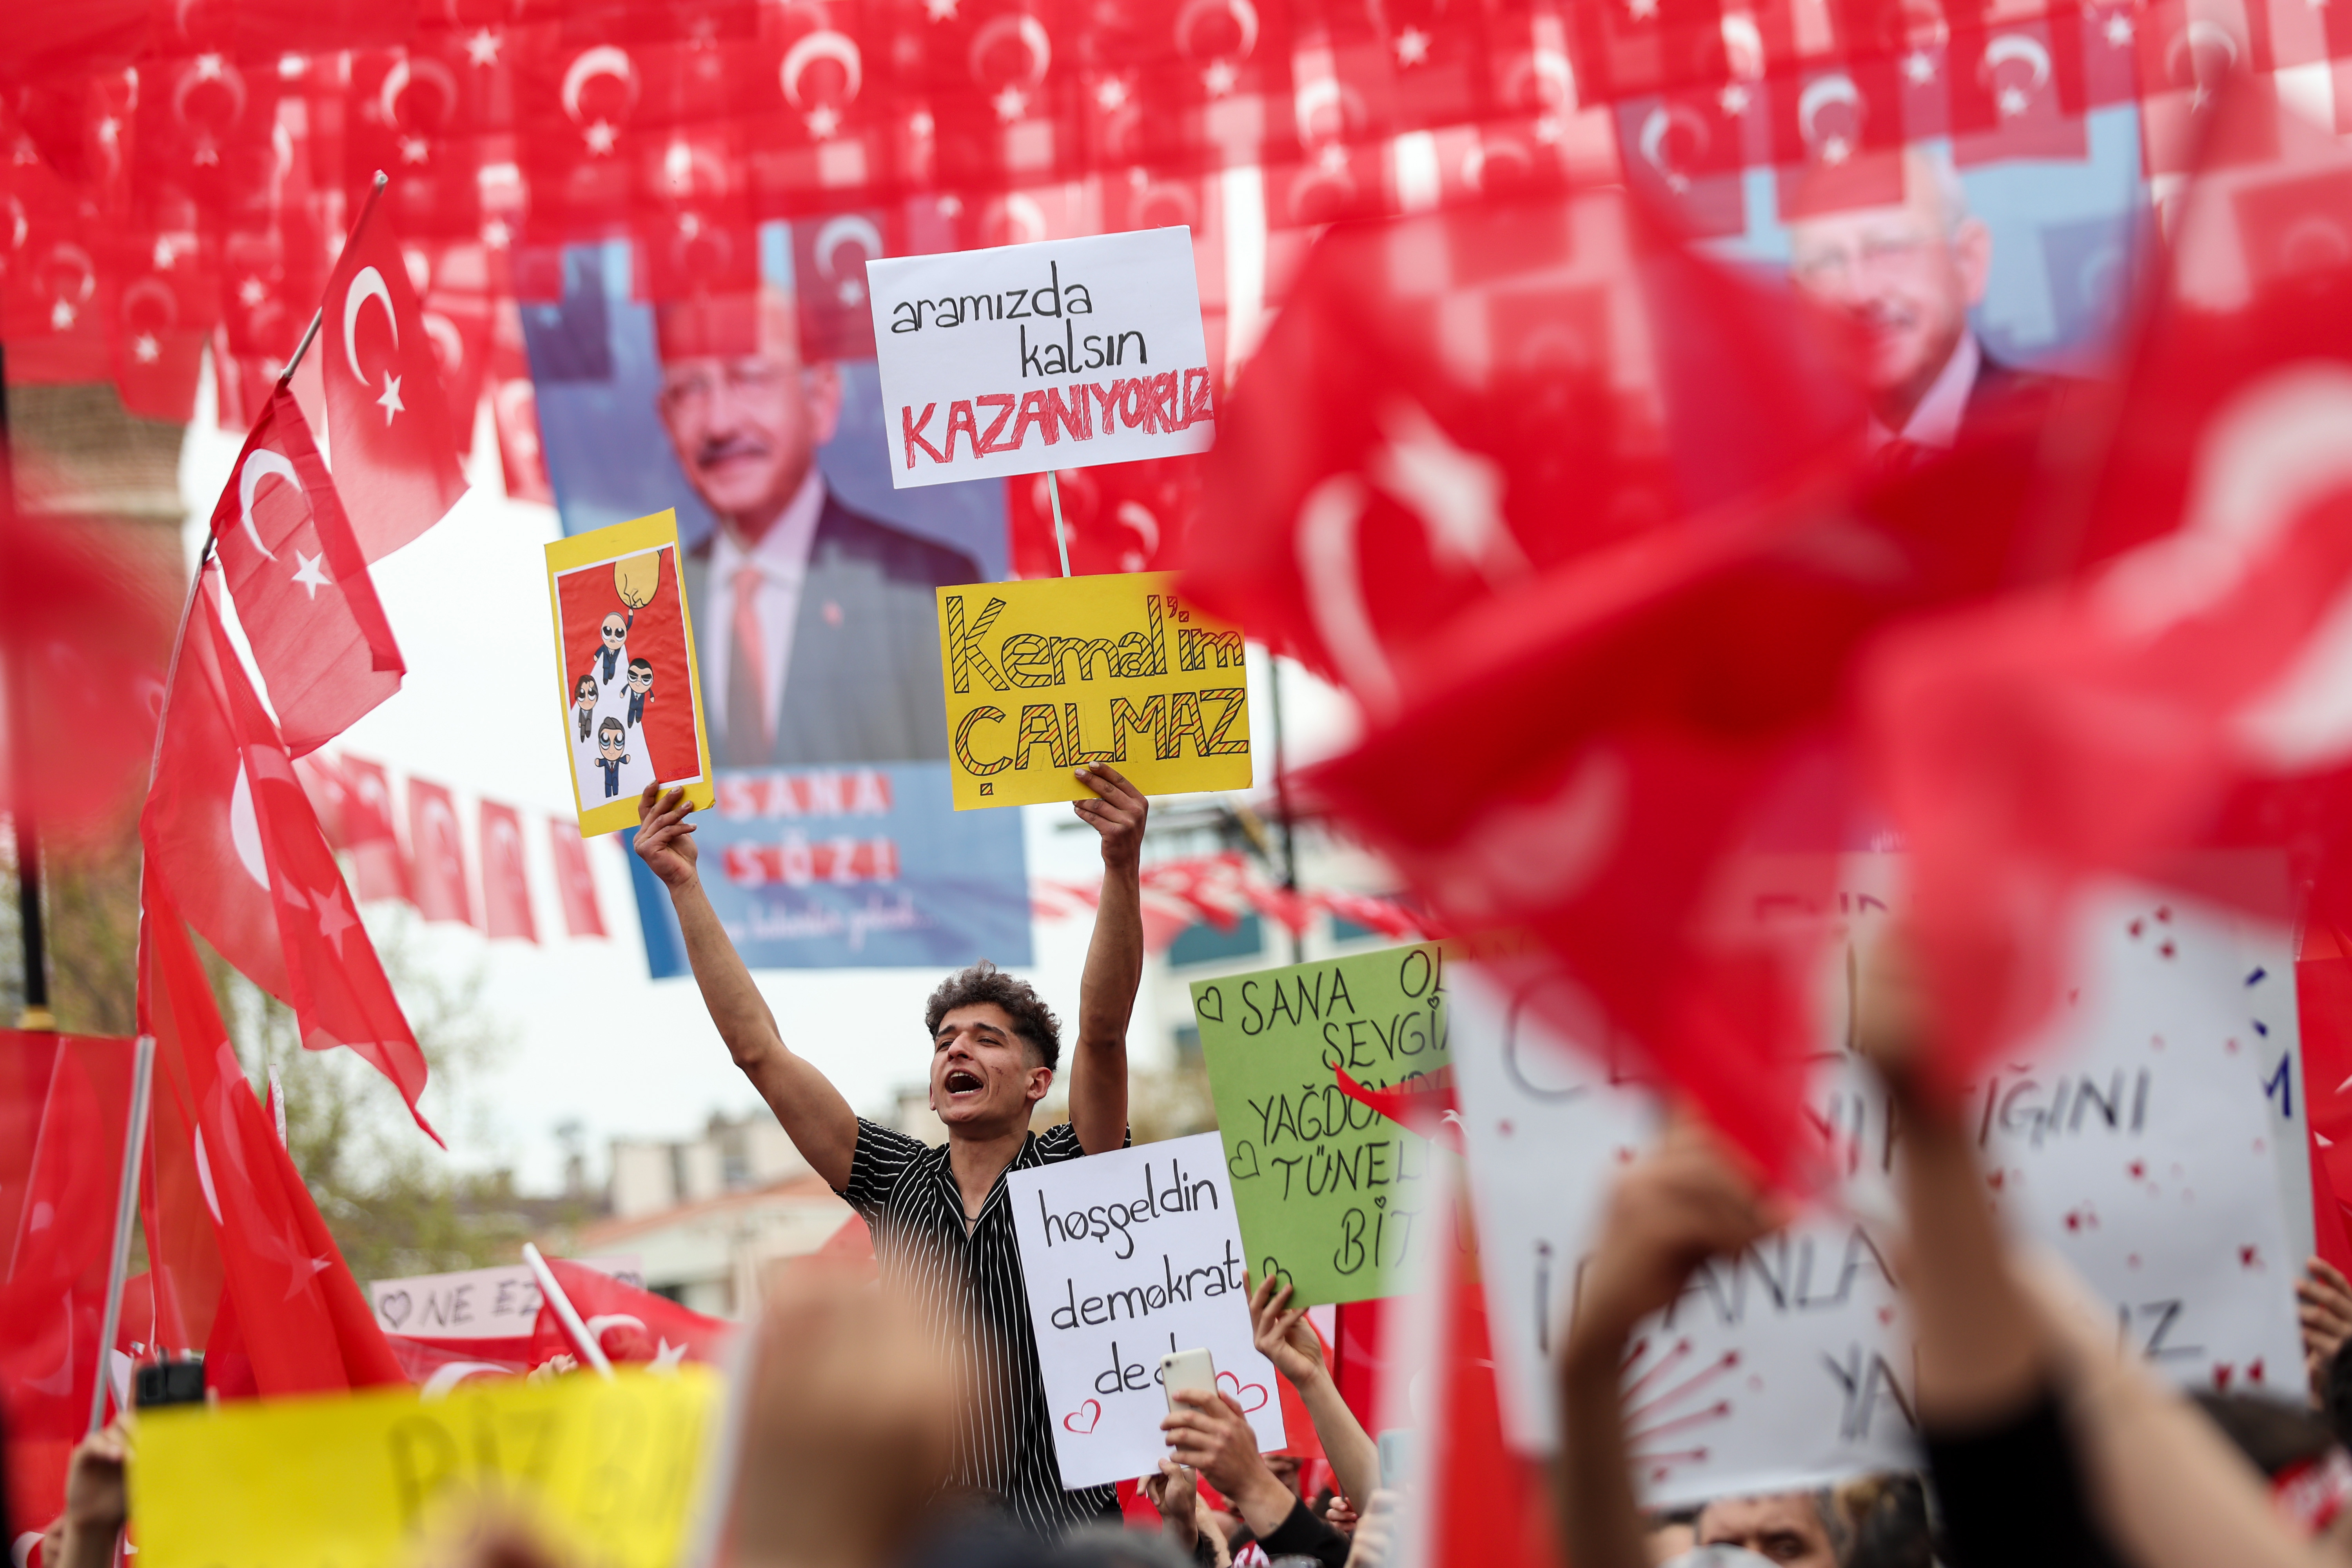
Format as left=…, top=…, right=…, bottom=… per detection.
left=684, top=492, right=979, bottom=768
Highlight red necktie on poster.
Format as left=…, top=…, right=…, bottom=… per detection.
left=318, top=190, right=469, bottom=562
left=208, top=386, right=405, bottom=756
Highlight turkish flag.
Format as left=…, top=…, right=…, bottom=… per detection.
left=0, top=1031, right=138, bottom=1520
left=488, top=301, right=554, bottom=505
left=338, top=755, right=416, bottom=906
left=209, top=388, right=405, bottom=755
left=529, top=1258, right=733, bottom=1367
left=142, top=582, right=438, bottom=1139
left=1949, top=21, right=2090, bottom=166
left=139, top=873, right=409, bottom=1397
left=1615, top=89, right=1752, bottom=239
left=319, top=202, right=469, bottom=562
left=1008, top=457, right=1198, bottom=578
left=407, top=777, right=476, bottom=927
left=479, top=798, right=539, bottom=942
left=548, top=818, right=608, bottom=938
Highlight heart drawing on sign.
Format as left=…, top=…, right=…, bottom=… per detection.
left=1228, top=1141, right=1261, bottom=1181
left=1063, top=1399, right=1102, bottom=1435
left=1218, top=1372, right=1270, bottom=1414
left=378, top=1290, right=412, bottom=1328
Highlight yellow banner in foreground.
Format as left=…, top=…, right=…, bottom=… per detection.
left=935, top=570, right=1251, bottom=809
left=131, top=1368, right=719, bottom=1568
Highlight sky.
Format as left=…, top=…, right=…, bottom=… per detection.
left=178, top=380, right=1359, bottom=1195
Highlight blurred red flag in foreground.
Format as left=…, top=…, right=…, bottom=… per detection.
left=530, top=1258, right=733, bottom=1367
left=1865, top=79, right=2352, bottom=1096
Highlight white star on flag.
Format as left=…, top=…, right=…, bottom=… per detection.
left=466, top=27, right=501, bottom=66
left=308, top=881, right=359, bottom=957
left=196, top=53, right=224, bottom=80
left=1096, top=77, right=1129, bottom=111
left=993, top=84, right=1029, bottom=122
left=1394, top=26, right=1431, bottom=65
left=377, top=372, right=405, bottom=424
left=482, top=217, right=511, bottom=248
left=1902, top=51, right=1936, bottom=84
left=2104, top=13, right=2134, bottom=45
left=154, top=238, right=177, bottom=269
left=805, top=103, right=842, bottom=138
left=1998, top=83, right=2029, bottom=116
left=584, top=119, right=618, bottom=154
left=290, top=549, right=332, bottom=601
left=1627, top=0, right=1659, bottom=19
left=1719, top=82, right=1751, bottom=115
left=239, top=275, right=269, bottom=308
left=1822, top=134, right=1851, bottom=165
left=1202, top=59, right=1238, bottom=95
left=133, top=333, right=160, bottom=364
left=651, top=1338, right=689, bottom=1371
left=50, top=299, right=76, bottom=331
left=925, top=0, right=958, bottom=18
left=1317, top=141, right=1351, bottom=173
left=399, top=135, right=429, bottom=164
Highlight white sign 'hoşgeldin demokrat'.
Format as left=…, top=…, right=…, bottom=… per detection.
left=865, top=228, right=1215, bottom=490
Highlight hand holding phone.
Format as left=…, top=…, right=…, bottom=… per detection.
left=1160, top=1347, right=1217, bottom=1412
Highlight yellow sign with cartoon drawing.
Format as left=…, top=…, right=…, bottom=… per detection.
left=934, top=571, right=1251, bottom=809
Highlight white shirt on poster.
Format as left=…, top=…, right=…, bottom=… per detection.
left=1865, top=330, right=1981, bottom=453
left=699, top=468, right=827, bottom=748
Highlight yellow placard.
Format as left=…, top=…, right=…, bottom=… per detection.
left=545, top=510, right=717, bottom=837
left=935, top=571, right=1252, bottom=809
left=131, top=1368, right=720, bottom=1568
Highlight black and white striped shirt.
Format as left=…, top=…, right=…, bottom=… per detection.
left=837, top=1116, right=1125, bottom=1538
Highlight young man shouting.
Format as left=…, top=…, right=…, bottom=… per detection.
left=632, top=765, right=1148, bottom=1536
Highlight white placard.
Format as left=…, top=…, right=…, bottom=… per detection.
left=1007, top=1132, right=1287, bottom=1489
left=866, top=228, right=1214, bottom=489
left=1454, top=859, right=2307, bottom=1509
left=368, top=1255, right=642, bottom=1341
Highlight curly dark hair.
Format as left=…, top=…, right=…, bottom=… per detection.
left=925, top=960, right=1062, bottom=1070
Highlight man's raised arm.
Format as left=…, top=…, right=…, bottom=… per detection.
left=634, top=783, right=860, bottom=1188
left=1068, top=765, right=1147, bottom=1154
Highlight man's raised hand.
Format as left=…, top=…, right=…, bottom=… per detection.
left=633, top=783, right=699, bottom=888
left=1249, top=1271, right=1328, bottom=1388
left=1074, top=763, right=1147, bottom=868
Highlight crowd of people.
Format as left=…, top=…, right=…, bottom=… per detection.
left=18, top=762, right=2352, bottom=1568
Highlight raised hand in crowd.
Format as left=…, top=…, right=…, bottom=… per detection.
left=1340, top=1490, right=1397, bottom=1568
left=1248, top=1272, right=1380, bottom=1512
left=2302, top=1259, right=2352, bottom=1398
left=727, top=1258, right=962, bottom=1568
left=1163, top=1388, right=1350, bottom=1568
left=53, top=1418, right=131, bottom=1568
left=1144, top=1458, right=1231, bottom=1568
left=1553, top=1119, right=1791, bottom=1568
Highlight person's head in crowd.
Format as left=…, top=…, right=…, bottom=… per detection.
left=924, top=960, right=1060, bottom=1136
left=1693, top=1490, right=1847, bottom=1568
left=1646, top=1509, right=1699, bottom=1564
left=1045, top=1526, right=1200, bottom=1568
left=1786, top=147, right=1990, bottom=432
left=2194, top=1390, right=2352, bottom=1546
left=1832, top=1474, right=1933, bottom=1568
left=652, top=286, right=843, bottom=549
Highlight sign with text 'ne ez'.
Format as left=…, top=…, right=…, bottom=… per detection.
left=936, top=570, right=1250, bottom=809
left=1193, top=944, right=1452, bottom=1308
left=867, top=228, right=1214, bottom=488
left=131, top=1367, right=718, bottom=1568
left=1008, top=1132, right=1287, bottom=1490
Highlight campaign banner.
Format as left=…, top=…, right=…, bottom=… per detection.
left=867, top=229, right=1215, bottom=488
left=367, top=1256, right=643, bottom=1343
left=936, top=571, right=1251, bottom=809
left=1007, top=1132, right=1286, bottom=1489
left=526, top=233, right=1031, bottom=969
left=1192, top=944, right=1453, bottom=1308
left=624, top=760, right=1033, bottom=973
left=132, top=1367, right=717, bottom=1568
left=1452, top=858, right=2308, bottom=1508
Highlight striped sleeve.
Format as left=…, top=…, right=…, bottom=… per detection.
left=1034, top=1122, right=1131, bottom=1164
left=837, top=1116, right=930, bottom=1217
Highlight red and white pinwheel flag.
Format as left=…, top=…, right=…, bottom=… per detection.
left=319, top=200, right=468, bottom=561
left=209, top=386, right=404, bottom=755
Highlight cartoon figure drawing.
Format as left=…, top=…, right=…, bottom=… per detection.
left=595, top=608, right=635, bottom=689
left=625, top=657, right=654, bottom=728
left=574, top=674, right=600, bottom=742
left=595, top=717, right=631, bottom=798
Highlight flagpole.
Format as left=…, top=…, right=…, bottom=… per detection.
left=524, top=1242, right=615, bottom=1380
left=280, top=171, right=390, bottom=388
left=87, top=1032, right=156, bottom=1433
left=1046, top=469, right=1073, bottom=577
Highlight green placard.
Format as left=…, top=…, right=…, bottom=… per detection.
left=1191, top=943, right=1451, bottom=1307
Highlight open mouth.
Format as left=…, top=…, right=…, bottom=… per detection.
left=943, top=1067, right=984, bottom=1098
